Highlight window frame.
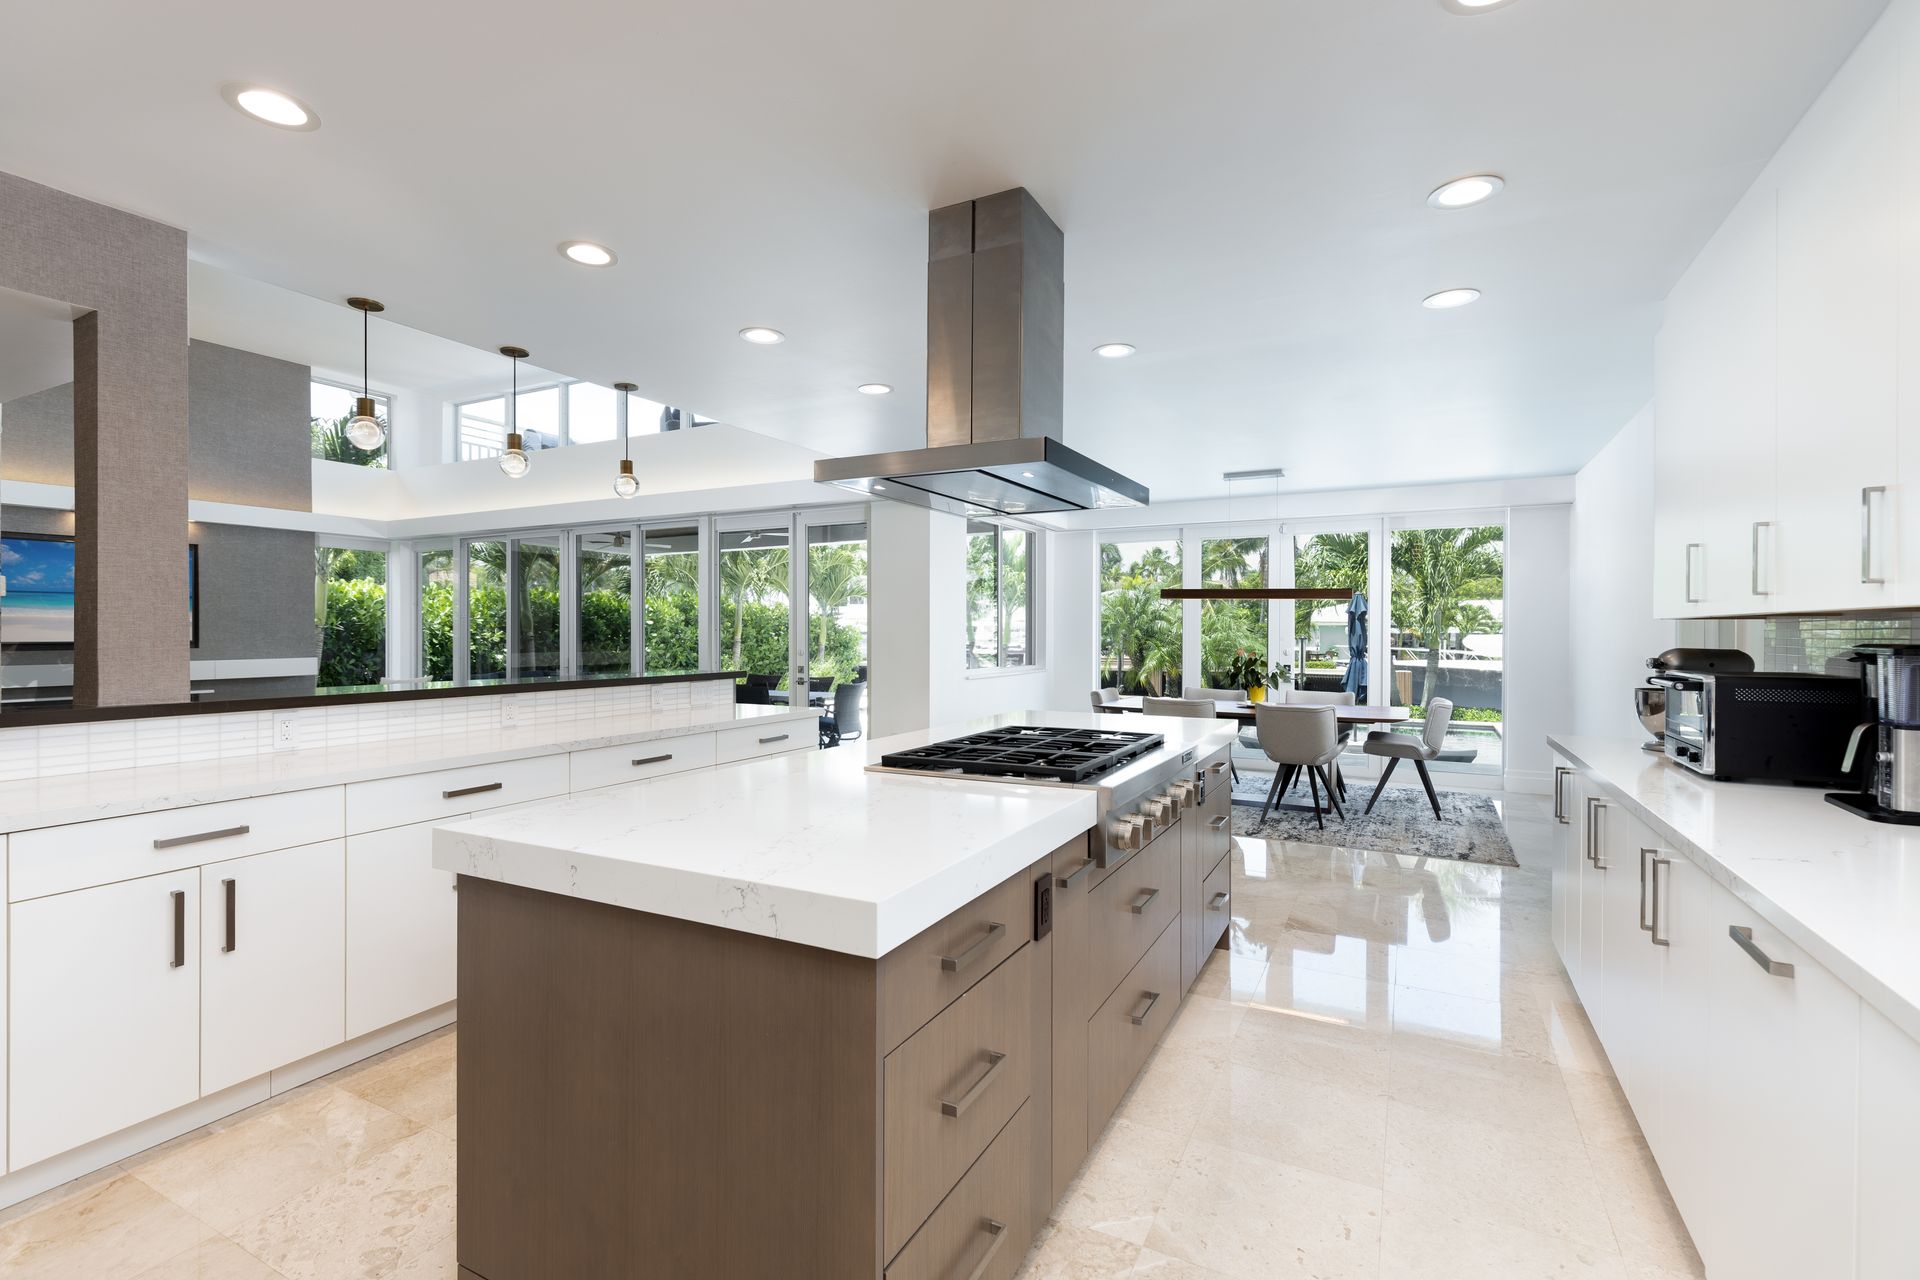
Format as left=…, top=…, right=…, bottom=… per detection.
left=965, top=518, right=1045, bottom=677
left=310, top=376, right=394, bottom=464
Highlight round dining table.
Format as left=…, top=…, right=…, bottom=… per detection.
left=1106, top=696, right=1411, bottom=727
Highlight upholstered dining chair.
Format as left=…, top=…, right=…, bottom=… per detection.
left=1147, top=696, right=1237, bottom=782
left=1286, top=690, right=1355, bottom=800
left=1362, top=697, right=1455, bottom=819
left=1251, top=704, right=1344, bottom=830
left=1090, top=687, right=1122, bottom=711
left=1183, top=686, right=1258, bottom=780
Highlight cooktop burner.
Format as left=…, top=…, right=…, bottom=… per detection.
left=878, top=726, right=1165, bottom=784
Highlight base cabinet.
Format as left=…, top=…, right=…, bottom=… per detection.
left=9, top=869, right=201, bottom=1169
left=346, top=819, right=461, bottom=1040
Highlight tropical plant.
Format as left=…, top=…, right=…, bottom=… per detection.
left=807, top=544, right=867, bottom=663
left=1292, top=532, right=1369, bottom=641
left=310, top=412, right=388, bottom=468
left=1390, top=526, right=1504, bottom=704
left=318, top=577, right=386, bottom=687
left=719, top=546, right=789, bottom=672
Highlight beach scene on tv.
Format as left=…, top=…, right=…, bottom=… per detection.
left=0, top=534, right=76, bottom=647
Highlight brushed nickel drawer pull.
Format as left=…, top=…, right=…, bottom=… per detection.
left=1209, top=890, right=1230, bottom=910
left=154, top=824, right=250, bottom=850
left=940, top=1050, right=1007, bottom=1118
left=442, top=782, right=504, bottom=800
left=939, top=921, right=1006, bottom=973
left=222, top=877, right=237, bottom=953
left=1729, top=925, right=1793, bottom=977
left=1207, top=815, right=1229, bottom=831
left=962, top=1219, right=1008, bottom=1280
left=758, top=733, right=790, bottom=745
left=1206, top=760, right=1227, bottom=776
left=1130, top=887, right=1160, bottom=915
left=1863, top=486, right=1888, bottom=585
left=1128, top=990, right=1161, bottom=1026
left=1058, top=858, right=1096, bottom=889
left=170, top=890, right=186, bottom=969
left=631, top=753, right=673, bottom=767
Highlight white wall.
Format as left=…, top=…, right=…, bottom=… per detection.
left=866, top=500, right=933, bottom=739
left=1572, top=404, right=1675, bottom=738
left=1503, top=504, right=1574, bottom=790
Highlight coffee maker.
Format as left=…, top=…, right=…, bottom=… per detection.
left=1829, top=644, right=1920, bottom=823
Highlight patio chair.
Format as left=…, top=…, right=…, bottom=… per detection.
left=820, top=681, right=865, bottom=748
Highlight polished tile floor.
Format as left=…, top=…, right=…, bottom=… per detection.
left=0, top=789, right=1702, bottom=1279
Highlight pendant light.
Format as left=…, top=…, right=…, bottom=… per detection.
left=498, top=346, right=531, bottom=479
left=1159, top=469, right=1353, bottom=602
left=612, top=381, right=640, bottom=498
left=344, top=297, right=386, bottom=451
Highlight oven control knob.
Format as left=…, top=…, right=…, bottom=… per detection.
left=1110, top=816, right=1146, bottom=850
left=1144, top=797, right=1175, bottom=825
left=1169, top=780, right=1197, bottom=809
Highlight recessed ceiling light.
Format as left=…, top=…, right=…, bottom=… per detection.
left=219, top=83, right=320, bottom=131
left=857, top=383, right=892, bottom=396
left=1441, top=0, right=1520, bottom=12
left=558, top=241, right=616, bottom=267
left=739, top=326, right=786, bottom=345
left=1422, top=288, right=1482, bottom=310
left=1427, top=174, right=1505, bottom=210
left=1093, top=343, right=1136, bottom=359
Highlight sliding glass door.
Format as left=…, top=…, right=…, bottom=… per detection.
left=1099, top=534, right=1183, bottom=695
left=1388, top=520, right=1505, bottom=775
left=717, top=523, right=792, bottom=687
left=642, top=525, right=700, bottom=675
left=803, top=519, right=868, bottom=688
left=465, top=540, right=507, bottom=680
left=1290, top=529, right=1372, bottom=699
left=575, top=529, right=634, bottom=676
left=1199, top=536, right=1268, bottom=690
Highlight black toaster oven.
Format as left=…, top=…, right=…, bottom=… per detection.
left=1648, top=670, right=1865, bottom=785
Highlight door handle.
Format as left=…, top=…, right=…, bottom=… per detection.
left=1729, top=925, right=1793, bottom=977
left=222, top=877, right=237, bottom=953
left=154, top=825, right=250, bottom=850
left=1684, top=542, right=1703, bottom=604
left=1209, top=890, right=1230, bottom=910
left=939, top=921, right=1006, bottom=973
left=1650, top=855, right=1671, bottom=947
left=1553, top=766, right=1570, bottom=823
left=1057, top=858, right=1096, bottom=890
left=1207, top=815, right=1229, bottom=831
left=758, top=734, right=790, bottom=745
left=631, top=753, right=673, bottom=767
left=940, top=1050, right=1007, bottom=1118
left=1638, top=847, right=1655, bottom=933
left=1130, top=887, right=1161, bottom=915
left=1128, top=990, right=1162, bottom=1026
left=442, top=781, right=503, bottom=800
left=1586, top=798, right=1607, bottom=869
left=1751, top=521, right=1772, bottom=597
left=1862, top=486, right=1888, bottom=585
left=960, top=1219, right=1008, bottom=1280
left=170, top=889, right=186, bottom=969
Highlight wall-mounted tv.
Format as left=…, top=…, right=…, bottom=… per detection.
left=0, top=533, right=198, bottom=650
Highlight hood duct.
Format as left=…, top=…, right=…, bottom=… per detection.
left=814, top=187, right=1149, bottom=517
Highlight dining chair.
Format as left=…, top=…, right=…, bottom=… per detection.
left=1252, top=704, right=1344, bottom=830
left=1287, top=690, right=1355, bottom=799
left=1090, top=687, right=1122, bottom=711
left=1362, top=697, right=1454, bottom=819
left=1144, top=697, right=1238, bottom=783
left=820, top=681, right=866, bottom=748
left=1182, top=687, right=1257, bottom=779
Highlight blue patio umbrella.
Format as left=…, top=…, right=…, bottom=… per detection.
left=1343, top=590, right=1369, bottom=700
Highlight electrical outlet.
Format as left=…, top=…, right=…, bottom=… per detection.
left=275, top=716, right=297, bottom=751
left=501, top=697, right=523, bottom=729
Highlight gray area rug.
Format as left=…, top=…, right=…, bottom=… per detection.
left=1229, top=773, right=1519, bottom=866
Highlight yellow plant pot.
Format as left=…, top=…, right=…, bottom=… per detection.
left=1247, top=686, right=1267, bottom=704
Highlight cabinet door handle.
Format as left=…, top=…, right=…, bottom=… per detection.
left=153, top=824, right=249, bottom=850
left=442, top=782, right=503, bottom=800
left=961, top=1219, right=1008, bottom=1280
left=630, top=753, right=673, bottom=767
left=1057, top=858, right=1096, bottom=890
left=1729, top=924, right=1793, bottom=976
left=758, top=733, right=790, bottom=745
left=1862, top=486, right=1888, bottom=585
left=170, top=890, right=186, bottom=969
left=1553, top=766, right=1570, bottom=823
left=1684, top=542, right=1703, bottom=604
left=1586, top=798, right=1607, bottom=869
left=1650, top=855, right=1671, bottom=947
left=940, top=1050, right=1007, bottom=1118
left=1209, top=890, right=1230, bottom=910
left=1207, top=815, right=1229, bottom=831
left=1638, top=847, right=1655, bottom=933
left=939, top=921, right=1006, bottom=973
left=1128, top=990, right=1162, bottom=1026
left=221, top=877, right=237, bottom=953
left=1206, top=760, right=1227, bottom=776
left=1751, top=521, right=1773, bottom=597
left=1130, top=887, right=1161, bottom=915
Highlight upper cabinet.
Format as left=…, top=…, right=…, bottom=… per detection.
left=1653, top=7, right=1909, bottom=618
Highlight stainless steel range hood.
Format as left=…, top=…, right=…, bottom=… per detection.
left=814, top=187, right=1149, bottom=518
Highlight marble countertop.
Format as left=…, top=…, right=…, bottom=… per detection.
left=0, top=704, right=819, bottom=835
left=1550, top=735, right=1920, bottom=1042
left=434, top=711, right=1238, bottom=959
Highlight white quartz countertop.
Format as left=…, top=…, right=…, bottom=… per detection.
left=434, top=712, right=1238, bottom=959
left=0, top=704, right=818, bottom=834
left=1549, top=734, right=1920, bottom=1042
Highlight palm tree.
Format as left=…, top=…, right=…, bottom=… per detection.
left=1101, top=580, right=1182, bottom=694
left=807, top=544, right=866, bottom=662
left=1390, top=526, right=1504, bottom=704
left=720, top=547, right=789, bottom=671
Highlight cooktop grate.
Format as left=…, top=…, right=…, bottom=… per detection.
left=879, top=726, right=1165, bottom=783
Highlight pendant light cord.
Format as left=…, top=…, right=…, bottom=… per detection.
left=362, top=307, right=369, bottom=399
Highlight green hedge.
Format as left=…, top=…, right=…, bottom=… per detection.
left=320, top=578, right=386, bottom=688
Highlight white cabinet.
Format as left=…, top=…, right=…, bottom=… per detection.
left=1573, top=792, right=1611, bottom=1034
left=200, top=841, right=347, bottom=1095
left=1549, top=760, right=1579, bottom=968
left=346, top=819, right=460, bottom=1039
left=345, top=754, right=568, bottom=836
left=1856, top=1004, right=1920, bottom=1277
left=570, top=731, right=715, bottom=791
left=1642, top=850, right=1713, bottom=1229
left=9, top=869, right=201, bottom=1169
left=1598, top=806, right=1660, bottom=1109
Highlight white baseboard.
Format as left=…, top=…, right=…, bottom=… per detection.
left=1504, top=769, right=1552, bottom=795
left=0, top=1004, right=458, bottom=1212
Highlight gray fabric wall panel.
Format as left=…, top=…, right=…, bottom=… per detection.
left=190, top=524, right=317, bottom=663
left=0, top=381, right=75, bottom=485
left=187, top=340, right=312, bottom=510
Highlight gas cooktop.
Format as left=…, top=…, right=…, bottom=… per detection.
left=877, top=726, right=1166, bottom=784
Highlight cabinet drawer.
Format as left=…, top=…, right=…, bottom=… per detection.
left=1089, top=918, right=1181, bottom=1134
left=885, top=1102, right=1032, bottom=1280
left=345, top=754, right=567, bottom=835
left=883, top=945, right=1032, bottom=1260
left=1198, top=755, right=1232, bottom=881
left=1088, top=826, right=1179, bottom=1013
left=880, top=856, right=1048, bottom=1054
left=1200, top=854, right=1231, bottom=957
left=713, top=717, right=812, bottom=764
left=569, top=732, right=715, bottom=792
left=10, top=787, right=345, bottom=901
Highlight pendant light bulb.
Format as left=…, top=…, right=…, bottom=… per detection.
left=345, top=297, right=387, bottom=451
left=498, top=346, right=531, bottom=479
left=613, top=380, right=639, bottom=498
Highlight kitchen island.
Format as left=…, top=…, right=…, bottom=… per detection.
left=434, top=712, right=1237, bottom=1280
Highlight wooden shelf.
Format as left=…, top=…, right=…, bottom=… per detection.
left=1157, top=588, right=1356, bottom=602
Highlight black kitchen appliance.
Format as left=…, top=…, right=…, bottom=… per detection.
left=1827, top=645, right=1920, bottom=824
left=1648, top=669, right=1865, bottom=785
left=878, top=726, right=1164, bottom=783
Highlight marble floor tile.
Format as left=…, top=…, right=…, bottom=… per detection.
left=1127, top=1246, right=1234, bottom=1278
left=1586, top=1142, right=1706, bottom=1276
left=1562, top=1068, right=1650, bottom=1152
left=1015, top=1220, right=1145, bottom=1278
left=128, top=1235, right=283, bottom=1279
left=1378, top=1189, right=1632, bottom=1279
left=1228, top=1000, right=1392, bottom=1094
left=0, top=1174, right=220, bottom=1280
left=1386, top=1034, right=1584, bottom=1144
left=332, top=1030, right=457, bottom=1128
left=1190, top=1061, right=1389, bottom=1187
left=1112, top=1044, right=1230, bottom=1138
left=1054, top=1118, right=1189, bottom=1244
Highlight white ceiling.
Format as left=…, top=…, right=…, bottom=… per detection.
left=0, top=0, right=1890, bottom=501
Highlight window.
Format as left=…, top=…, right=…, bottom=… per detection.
left=1099, top=536, right=1180, bottom=693
left=454, top=381, right=684, bottom=460
left=1200, top=536, right=1268, bottom=690
left=1388, top=523, right=1505, bottom=775
left=643, top=525, right=700, bottom=675
left=419, top=546, right=455, bottom=680
left=317, top=545, right=387, bottom=688
left=1292, top=531, right=1372, bottom=698
left=806, top=521, right=868, bottom=688
left=576, top=529, right=633, bottom=675
left=310, top=380, right=388, bottom=468
left=719, top=526, right=792, bottom=684
left=458, top=397, right=508, bottom=460
left=966, top=521, right=1037, bottom=670
left=513, top=536, right=563, bottom=677
left=467, top=540, right=507, bottom=679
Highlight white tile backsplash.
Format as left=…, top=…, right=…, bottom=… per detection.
left=0, top=678, right=738, bottom=782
